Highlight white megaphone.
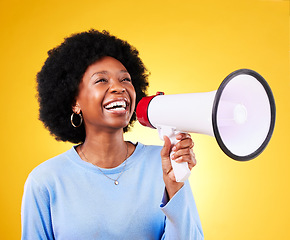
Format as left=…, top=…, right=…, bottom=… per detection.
left=136, top=69, right=276, bottom=182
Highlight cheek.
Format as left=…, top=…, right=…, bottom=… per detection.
left=79, top=89, right=103, bottom=113
left=129, top=87, right=137, bottom=108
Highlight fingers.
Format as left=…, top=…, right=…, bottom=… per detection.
left=160, top=135, right=172, bottom=158
left=171, top=148, right=192, bottom=162
left=161, top=133, right=197, bottom=181
left=171, top=133, right=197, bottom=170
left=172, top=133, right=194, bottom=152
left=171, top=149, right=197, bottom=170
left=161, top=135, right=174, bottom=176
left=176, top=132, right=191, bottom=140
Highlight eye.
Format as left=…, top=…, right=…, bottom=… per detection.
left=94, top=78, right=107, bottom=84
left=122, top=78, right=132, bottom=83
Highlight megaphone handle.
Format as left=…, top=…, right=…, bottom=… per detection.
left=157, top=127, right=191, bottom=182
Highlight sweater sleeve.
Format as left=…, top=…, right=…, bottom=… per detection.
left=160, top=180, right=204, bottom=240
left=21, top=175, right=55, bottom=240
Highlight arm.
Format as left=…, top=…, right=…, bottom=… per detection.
left=160, top=181, right=204, bottom=240
left=160, top=134, right=204, bottom=240
left=21, top=175, right=54, bottom=240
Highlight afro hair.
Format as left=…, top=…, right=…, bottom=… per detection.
left=37, top=29, right=149, bottom=144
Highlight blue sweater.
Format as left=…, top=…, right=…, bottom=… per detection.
left=21, top=143, right=203, bottom=240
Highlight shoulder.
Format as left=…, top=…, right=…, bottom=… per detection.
left=26, top=148, right=75, bottom=187
left=131, top=142, right=163, bottom=168
left=135, top=142, right=162, bottom=157
left=130, top=143, right=164, bottom=185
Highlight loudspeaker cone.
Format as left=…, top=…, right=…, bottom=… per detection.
left=212, top=69, right=276, bottom=161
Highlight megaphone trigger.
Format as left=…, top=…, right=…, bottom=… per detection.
left=157, top=126, right=192, bottom=182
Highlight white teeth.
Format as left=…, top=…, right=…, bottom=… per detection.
left=104, top=101, right=127, bottom=109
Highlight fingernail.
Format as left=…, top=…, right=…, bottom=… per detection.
left=172, top=146, right=177, bottom=151
left=170, top=152, right=175, bottom=159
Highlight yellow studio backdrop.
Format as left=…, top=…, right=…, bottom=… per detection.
left=0, top=0, right=289, bottom=239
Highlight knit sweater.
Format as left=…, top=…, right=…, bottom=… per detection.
left=21, top=142, right=203, bottom=240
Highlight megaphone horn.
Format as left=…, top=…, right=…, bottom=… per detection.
left=136, top=69, right=276, bottom=182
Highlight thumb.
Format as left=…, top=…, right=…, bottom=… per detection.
left=160, top=135, right=172, bottom=159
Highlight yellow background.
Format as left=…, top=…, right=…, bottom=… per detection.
left=0, top=0, right=289, bottom=239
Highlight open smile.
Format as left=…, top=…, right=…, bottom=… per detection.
left=103, top=99, right=130, bottom=114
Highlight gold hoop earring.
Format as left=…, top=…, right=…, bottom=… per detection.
left=71, top=113, right=83, bottom=128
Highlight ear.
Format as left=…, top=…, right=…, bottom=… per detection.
left=72, top=101, right=81, bottom=114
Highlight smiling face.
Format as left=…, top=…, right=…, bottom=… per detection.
left=73, top=56, right=136, bottom=134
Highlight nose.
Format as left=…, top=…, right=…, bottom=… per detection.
left=109, top=79, right=125, bottom=93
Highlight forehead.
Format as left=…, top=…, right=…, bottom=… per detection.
left=85, top=56, right=128, bottom=76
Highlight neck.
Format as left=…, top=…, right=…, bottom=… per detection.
left=78, top=130, right=129, bottom=168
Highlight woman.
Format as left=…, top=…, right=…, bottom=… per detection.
left=21, top=30, right=204, bottom=240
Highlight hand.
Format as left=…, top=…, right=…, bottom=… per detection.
left=160, top=133, right=197, bottom=199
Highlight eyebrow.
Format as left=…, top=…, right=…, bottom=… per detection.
left=90, top=70, right=129, bottom=79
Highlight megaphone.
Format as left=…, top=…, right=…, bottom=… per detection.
left=136, top=69, right=276, bottom=182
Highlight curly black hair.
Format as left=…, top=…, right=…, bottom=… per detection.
left=37, top=29, right=149, bottom=144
